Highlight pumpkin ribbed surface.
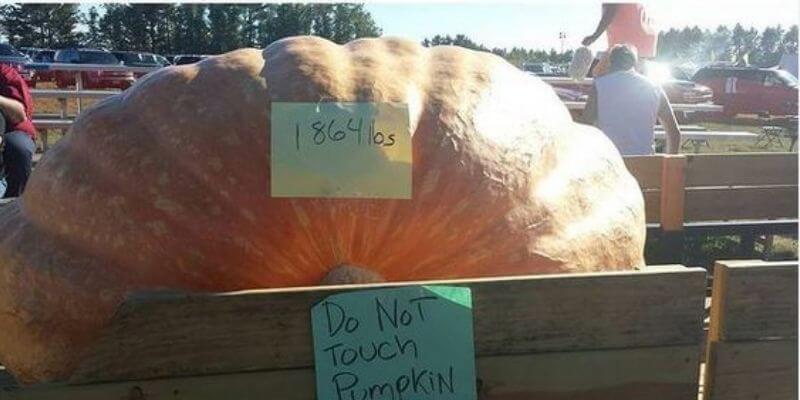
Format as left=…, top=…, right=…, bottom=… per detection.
left=0, top=36, right=644, bottom=383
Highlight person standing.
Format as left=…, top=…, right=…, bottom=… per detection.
left=582, top=3, right=658, bottom=59
left=0, top=63, right=37, bottom=198
left=581, top=45, right=681, bottom=155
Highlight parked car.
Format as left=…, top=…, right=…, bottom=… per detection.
left=550, top=60, right=713, bottom=106
left=0, top=43, right=35, bottom=88
left=112, top=51, right=169, bottom=78
left=29, top=49, right=56, bottom=83
left=552, top=86, right=587, bottom=102
left=53, top=48, right=134, bottom=90
left=523, top=62, right=556, bottom=76
left=640, top=61, right=713, bottom=104
left=172, top=54, right=210, bottom=65
left=692, top=65, right=799, bottom=117
left=154, top=54, right=171, bottom=66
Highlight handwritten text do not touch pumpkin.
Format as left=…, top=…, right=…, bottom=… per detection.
left=310, top=286, right=477, bottom=400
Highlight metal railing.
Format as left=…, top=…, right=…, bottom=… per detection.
left=25, top=64, right=725, bottom=151
left=26, top=62, right=159, bottom=113
left=26, top=63, right=161, bottom=150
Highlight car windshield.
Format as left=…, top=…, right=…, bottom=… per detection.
left=33, top=51, right=54, bottom=63
left=175, top=56, right=202, bottom=65
left=524, top=64, right=546, bottom=73
left=139, top=54, right=160, bottom=65
left=80, top=51, right=120, bottom=65
left=115, top=53, right=141, bottom=63
left=774, top=69, right=798, bottom=87
left=0, top=44, right=25, bottom=58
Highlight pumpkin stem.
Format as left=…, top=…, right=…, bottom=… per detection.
left=321, top=264, right=385, bottom=285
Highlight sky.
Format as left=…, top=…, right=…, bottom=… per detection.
left=365, top=0, right=800, bottom=51
left=72, top=1, right=800, bottom=51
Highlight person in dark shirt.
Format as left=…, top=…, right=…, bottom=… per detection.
left=0, top=63, right=36, bottom=198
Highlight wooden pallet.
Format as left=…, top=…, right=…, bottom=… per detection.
left=4, top=266, right=707, bottom=399
left=703, top=260, right=798, bottom=400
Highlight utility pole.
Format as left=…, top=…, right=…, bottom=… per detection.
left=559, top=31, right=566, bottom=54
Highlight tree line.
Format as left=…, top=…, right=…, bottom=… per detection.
left=0, top=3, right=796, bottom=69
left=421, top=34, right=575, bottom=66
left=657, top=24, right=798, bottom=67
left=0, top=3, right=381, bottom=55
left=422, top=24, right=798, bottom=68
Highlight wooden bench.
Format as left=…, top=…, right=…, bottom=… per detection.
left=703, top=260, right=798, bottom=400
left=2, top=266, right=707, bottom=399
left=624, top=153, right=798, bottom=262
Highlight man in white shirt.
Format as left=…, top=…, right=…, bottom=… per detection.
left=581, top=44, right=681, bottom=155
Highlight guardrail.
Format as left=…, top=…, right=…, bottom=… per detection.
left=25, top=65, right=724, bottom=151
left=563, top=101, right=723, bottom=112
left=541, top=76, right=593, bottom=85
left=24, top=62, right=160, bottom=73
left=26, top=63, right=159, bottom=113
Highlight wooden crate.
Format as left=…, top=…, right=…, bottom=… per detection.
left=624, top=152, right=798, bottom=228
left=3, top=266, right=707, bottom=400
left=703, top=260, right=798, bottom=400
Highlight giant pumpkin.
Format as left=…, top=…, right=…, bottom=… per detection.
left=0, top=36, right=645, bottom=383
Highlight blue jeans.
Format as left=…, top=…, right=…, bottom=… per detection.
left=1, top=125, right=35, bottom=198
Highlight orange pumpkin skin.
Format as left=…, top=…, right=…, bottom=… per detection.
left=0, top=36, right=645, bottom=383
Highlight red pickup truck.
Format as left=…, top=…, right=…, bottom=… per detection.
left=692, top=66, right=799, bottom=117
left=53, top=48, right=134, bottom=90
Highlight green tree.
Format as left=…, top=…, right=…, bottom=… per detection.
left=97, top=4, right=178, bottom=52
left=781, top=25, right=798, bottom=54
left=173, top=4, right=210, bottom=54
left=208, top=4, right=242, bottom=53
left=311, top=4, right=336, bottom=41
left=754, top=25, right=785, bottom=67
left=708, top=25, right=733, bottom=62
left=239, top=5, right=267, bottom=48
left=331, top=4, right=380, bottom=43
left=0, top=4, right=81, bottom=48
left=731, top=23, right=759, bottom=64
left=81, top=6, right=104, bottom=48
left=97, top=4, right=130, bottom=50
left=270, top=4, right=312, bottom=42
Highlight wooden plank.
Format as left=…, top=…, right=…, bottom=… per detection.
left=7, top=345, right=700, bottom=400
left=660, top=155, right=686, bottom=231
left=5, top=368, right=313, bottom=400
left=704, top=339, right=798, bottom=400
left=478, top=344, right=701, bottom=400
left=69, top=267, right=706, bottom=384
left=709, top=260, right=798, bottom=342
left=644, top=190, right=661, bottom=224
left=31, top=89, right=119, bottom=100
left=685, top=186, right=798, bottom=222
left=32, top=119, right=72, bottom=130
left=624, top=155, right=663, bottom=189
left=685, top=153, right=798, bottom=187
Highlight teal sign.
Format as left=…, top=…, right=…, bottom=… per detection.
left=311, top=286, right=476, bottom=400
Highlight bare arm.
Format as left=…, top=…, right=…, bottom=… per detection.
left=580, top=84, right=599, bottom=126
left=0, top=95, right=26, bottom=125
left=582, top=4, right=619, bottom=46
left=657, top=89, right=681, bottom=154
